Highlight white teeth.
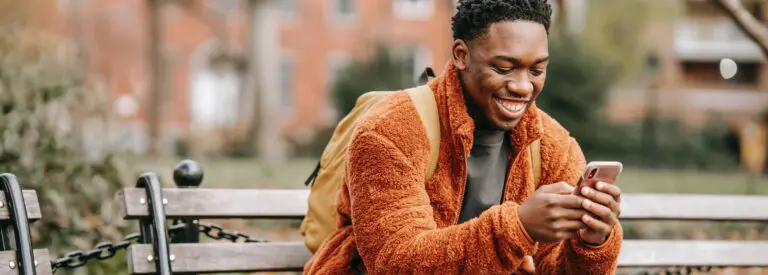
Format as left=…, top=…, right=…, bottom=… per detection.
left=495, top=98, right=525, bottom=113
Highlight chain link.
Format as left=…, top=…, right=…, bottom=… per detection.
left=198, top=222, right=269, bottom=243
left=50, top=224, right=188, bottom=273
left=49, top=221, right=266, bottom=272
left=50, top=232, right=141, bottom=272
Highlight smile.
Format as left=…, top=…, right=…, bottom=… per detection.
left=493, top=95, right=529, bottom=118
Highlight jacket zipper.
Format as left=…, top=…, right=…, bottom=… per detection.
left=454, top=137, right=468, bottom=224
left=453, top=136, right=535, bottom=223
left=500, top=140, right=533, bottom=203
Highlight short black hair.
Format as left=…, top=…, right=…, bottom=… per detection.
left=451, top=0, right=553, bottom=42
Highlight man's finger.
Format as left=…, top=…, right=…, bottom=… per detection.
left=580, top=187, right=619, bottom=214
left=555, top=208, right=589, bottom=220
left=582, top=214, right=612, bottom=233
left=582, top=199, right=618, bottom=226
left=552, top=194, right=585, bottom=209
left=553, top=219, right=587, bottom=231
left=538, top=182, right=575, bottom=194
left=595, top=182, right=622, bottom=200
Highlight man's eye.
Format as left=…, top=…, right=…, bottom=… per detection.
left=494, top=66, right=513, bottom=73
left=530, top=69, right=545, bottom=76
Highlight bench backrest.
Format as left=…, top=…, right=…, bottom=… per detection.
left=117, top=188, right=768, bottom=273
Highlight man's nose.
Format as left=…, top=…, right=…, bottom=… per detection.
left=506, top=74, right=533, bottom=97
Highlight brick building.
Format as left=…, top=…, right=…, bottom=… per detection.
left=607, top=0, right=768, bottom=130
left=40, top=0, right=456, bottom=156
left=38, top=0, right=768, bottom=155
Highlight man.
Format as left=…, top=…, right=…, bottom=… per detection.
left=304, top=0, right=623, bottom=274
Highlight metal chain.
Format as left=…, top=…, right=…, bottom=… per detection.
left=50, top=222, right=189, bottom=273
left=198, top=222, right=269, bottom=243
left=50, top=233, right=140, bottom=272
left=49, top=221, right=266, bottom=272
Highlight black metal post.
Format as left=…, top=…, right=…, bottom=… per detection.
left=136, top=172, right=172, bottom=275
left=170, top=160, right=203, bottom=275
left=0, top=173, right=36, bottom=275
left=171, top=159, right=202, bottom=244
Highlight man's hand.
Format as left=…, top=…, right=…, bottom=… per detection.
left=577, top=181, right=622, bottom=245
left=518, top=182, right=588, bottom=243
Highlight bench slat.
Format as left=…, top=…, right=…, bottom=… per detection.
left=0, top=190, right=42, bottom=222
left=119, top=189, right=768, bottom=221
left=119, top=188, right=308, bottom=219
left=127, top=240, right=768, bottom=273
left=126, top=242, right=311, bottom=274
left=619, top=240, right=768, bottom=267
left=0, top=249, right=52, bottom=275
left=620, top=194, right=768, bottom=221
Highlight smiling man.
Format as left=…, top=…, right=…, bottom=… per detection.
left=303, top=0, right=623, bottom=274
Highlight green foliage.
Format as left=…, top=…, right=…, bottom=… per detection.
left=539, top=34, right=739, bottom=170
left=635, top=116, right=739, bottom=170
left=537, top=34, right=628, bottom=158
left=0, top=27, right=130, bottom=274
left=578, top=0, right=682, bottom=79
left=332, top=44, right=416, bottom=119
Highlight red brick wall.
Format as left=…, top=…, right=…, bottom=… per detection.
left=279, top=0, right=454, bottom=130
left=42, top=0, right=455, bottom=136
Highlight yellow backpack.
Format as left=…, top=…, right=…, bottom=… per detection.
left=299, top=68, right=542, bottom=253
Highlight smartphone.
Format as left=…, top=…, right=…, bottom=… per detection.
left=574, top=161, right=623, bottom=195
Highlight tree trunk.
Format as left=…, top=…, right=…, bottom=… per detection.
left=556, top=0, right=568, bottom=32
left=713, top=0, right=768, bottom=57
left=147, top=0, right=165, bottom=156
left=243, top=0, right=264, bottom=157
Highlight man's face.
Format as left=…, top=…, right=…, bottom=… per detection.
left=452, top=20, right=549, bottom=130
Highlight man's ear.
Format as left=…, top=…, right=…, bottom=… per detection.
left=452, top=39, right=469, bottom=70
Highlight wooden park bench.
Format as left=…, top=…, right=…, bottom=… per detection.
left=114, top=160, right=768, bottom=274
left=2, top=160, right=768, bottom=274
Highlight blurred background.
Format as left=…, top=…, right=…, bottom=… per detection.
left=1, top=0, right=768, bottom=274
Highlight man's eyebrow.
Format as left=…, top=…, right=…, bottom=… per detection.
left=493, top=55, right=550, bottom=65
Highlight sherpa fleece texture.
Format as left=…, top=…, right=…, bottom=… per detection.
left=303, top=62, right=623, bottom=274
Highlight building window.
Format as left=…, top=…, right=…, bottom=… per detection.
left=681, top=61, right=759, bottom=88
left=392, top=0, right=434, bottom=21
left=280, top=57, right=295, bottom=111
left=271, top=0, right=298, bottom=18
left=331, top=0, right=355, bottom=23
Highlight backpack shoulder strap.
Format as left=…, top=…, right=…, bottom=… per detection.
left=529, top=139, right=541, bottom=187
left=406, top=85, right=440, bottom=180
left=529, top=117, right=544, bottom=187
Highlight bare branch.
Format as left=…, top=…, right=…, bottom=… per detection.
left=713, top=0, right=768, bottom=57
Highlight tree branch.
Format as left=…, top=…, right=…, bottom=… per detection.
left=713, top=0, right=768, bottom=57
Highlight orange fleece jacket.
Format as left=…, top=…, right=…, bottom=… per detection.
left=304, top=62, right=622, bottom=274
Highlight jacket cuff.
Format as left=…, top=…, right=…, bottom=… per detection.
left=496, top=203, right=537, bottom=256
left=569, top=223, right=622, bottom=259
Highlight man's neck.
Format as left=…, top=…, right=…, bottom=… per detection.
left=463, top=89, right=500, bottom=132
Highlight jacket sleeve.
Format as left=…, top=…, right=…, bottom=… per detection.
left=534, top=137, right=623, bottom=275
left=347, top=129, right=536, bottom=274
